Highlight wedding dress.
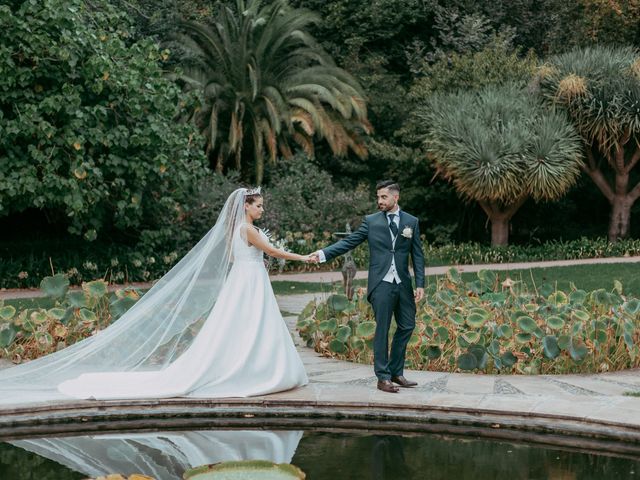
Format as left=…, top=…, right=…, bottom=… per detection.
left=0, top=188, right=307, bottom=404
left=57, top=224, right=308, bottom=399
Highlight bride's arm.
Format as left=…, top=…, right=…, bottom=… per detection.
left=245, top=227, right=310, bottom=262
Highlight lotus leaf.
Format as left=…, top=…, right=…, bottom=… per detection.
left=40, top=274, right=70, bottom=299
left=545, top=315, right=565, bottom=330
left=0, top=305, right=16, bottom=321
left=446, top=268, right=462, bottom=283
left=327, top=294, right=349, bottom=312
left=461, top=331, right=481, bottom=344
left=497, top=324, right=513, bottom=338
left=542, top=335, right=560, bottom=359
left=448, top=313, right=465, bottom=326
left=468, top=345, right=488, bottom=369
left=515, top=333, right=532, bottom=343
left=328, top=339, right=347, bottom=354
left=500, top=351, right=517, bottom=367
left=318, top=318, right=337, bottom=333
left=538, top=283, right=554, bottom=297
left=614, top=279, right=623, bottom=295
left=477, top=270, right=496, bottom=285
left=422, top=345, right=442, bottom=359
left=569, top=337, right=588, bottom=362
left=569, top=290, right=587, bottom=305
left=335, top=325, right=351, bottom=343
left=435, top=326, right=449, bottom=342
left=0, top=325, right=17, bottom=347
left=571, top=310, right=590, bottom=323
left=30, top=310, right=48, bottom=324
left=67, top=290, right=88, bottom=308
left=436, top=290, right=455, bottom=305
left=548, top=291, right=568, bottom=305
left=84, top=280, right=109, bottom=299
left=110, top=296, right=138, bottom=320
left=456, top=352, right=478, bottom=370
left=516, top=316, right=537, bottom=333
left=48, top=308, right=67, bottom=320
left=183, top=460, right=306, bottom=479
left=355, top=321, right=376, bottom=339
left=408, top=333, right=422, bottom=347
left=79, top=308, right=98, bottom=323
left=349, top=336, right=365, bottom=351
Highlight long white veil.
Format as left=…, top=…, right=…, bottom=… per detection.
left=11, top=430, right=304, bottom=479
left=0, top=188, right=250, bottom=405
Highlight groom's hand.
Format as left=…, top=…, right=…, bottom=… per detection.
left=414, top=288, right=424, bottom=303
left=308, top=252, right=320, bottom=264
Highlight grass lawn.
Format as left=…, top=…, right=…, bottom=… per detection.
left=449, top=263, right=640, bottom=296
left=2, top=263, right=638, bottom=307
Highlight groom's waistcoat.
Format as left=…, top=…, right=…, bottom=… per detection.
left=323, top=211, right=426, bottom=299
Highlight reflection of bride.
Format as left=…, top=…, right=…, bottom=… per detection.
left=12, top=430, right=304, bottom=479
left=0, top=188, right=308, bottom=403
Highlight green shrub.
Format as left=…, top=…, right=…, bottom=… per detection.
left=0, top=0, right=207, bottom=246
left=298, top=269, right=640, bottom=374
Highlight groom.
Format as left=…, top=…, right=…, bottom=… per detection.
left=311, top=180, right=425, bottom=393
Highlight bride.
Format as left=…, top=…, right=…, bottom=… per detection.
left=0, top=188, right=309, bottom=403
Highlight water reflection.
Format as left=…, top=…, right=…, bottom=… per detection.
left=10, top=430, right=302, bottom=479
left=1, top=429, right=639, bottom=479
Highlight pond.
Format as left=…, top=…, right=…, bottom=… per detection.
left=1, top=428, right=638, bottom=479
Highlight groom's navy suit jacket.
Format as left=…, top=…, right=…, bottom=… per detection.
left=322, top=211, right=425, bottom=299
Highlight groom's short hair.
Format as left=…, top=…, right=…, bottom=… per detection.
left=376, top=180, right=400, bottom=193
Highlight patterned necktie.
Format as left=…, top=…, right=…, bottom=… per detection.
left=388, top=213, right=398, bottom=237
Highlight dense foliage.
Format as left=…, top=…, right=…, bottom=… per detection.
left=419, top=84, right=583, bottom=245
left=175, top=0, right=371, bottom=184
left=298, top=269, right=640, bottom=374
left=0, top=0, right=208, bottom=251
left=535, top=45, right=640, bottom=242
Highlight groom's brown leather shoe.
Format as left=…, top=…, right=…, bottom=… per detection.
left=391, top=375, right=417, bottom=387
left=377, top=380, right=400, bottom=393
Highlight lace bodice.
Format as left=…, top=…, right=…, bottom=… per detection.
left=232, top=224, right=266, bottom=263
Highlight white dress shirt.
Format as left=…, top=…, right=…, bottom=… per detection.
left=317, top=207, right=402, bottom=284
left=382, top=207, right=401, bottom=284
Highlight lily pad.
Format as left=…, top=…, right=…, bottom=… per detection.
left=40, top=274, right=70, bottom=299
left=335, top=325, right=351, bottom=343
left=500, top=351, right=518, bottom=367
left=542, top=335, right=560, bottom=359
left=355, top=321, right=376, bottom=340
left=516, top=316, right=537, bottom=333
left=545, top=315, right=565, bottom=330
left=183, top=460, right=306, bottom=479
left=456, top=352, right=478, bottom=371
left=318, top=318, right=338, bottom=333
left=0, top=325, right=17, bottom=348
left=0, top=305, right=16, bottom=321
left=84, top=280, right=109, bottom=299
left=328, top=339, right=347, bottom=354
left=327, top=294, right=349, bottom=312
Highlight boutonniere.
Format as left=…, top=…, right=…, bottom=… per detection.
left=401, top=226, right=413, bottom=239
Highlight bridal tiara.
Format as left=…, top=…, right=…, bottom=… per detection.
left=245, top=186, right=262, bottom=195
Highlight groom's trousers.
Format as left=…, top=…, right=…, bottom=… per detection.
left=368, top=280, right=416, bottom=381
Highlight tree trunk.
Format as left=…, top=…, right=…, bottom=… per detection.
left=478, top=197, right=527, bottom=247
left=490, top=215, right=510, bottom=246
left=608, top=194, right=633, bottom=241
left=583, top=144, right=640, bottom=242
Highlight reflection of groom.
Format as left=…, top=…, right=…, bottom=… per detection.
left=312, top=180, right=425, bottom=393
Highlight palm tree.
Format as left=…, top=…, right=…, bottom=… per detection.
left=533, top=45, right=640, bottom=242
left=418, top=84, right=583, bottom=246
left=175, top=0, right=371, bottom=184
